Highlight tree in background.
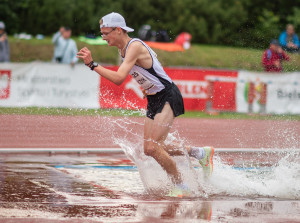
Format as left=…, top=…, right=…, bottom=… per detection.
left=287, top=7, right=300, bottom=31
left=0, top=0, right=299, bottom=49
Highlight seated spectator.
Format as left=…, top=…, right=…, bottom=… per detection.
left=0, top=21, right=10, bottom=62
left=138, top=25, right=154, bottom=41
left=52, top=26, right=78, bottom=65
left=279, top=24, right=299, bottom=53
left=175, top=32, right=192, bottom=49
left=262, top=39, right=290, bottom=72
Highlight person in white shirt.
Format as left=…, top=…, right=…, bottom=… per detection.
left=52, top=26, right=78, bottom=66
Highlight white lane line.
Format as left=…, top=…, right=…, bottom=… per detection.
left=0, top=148, right=300, bottom=153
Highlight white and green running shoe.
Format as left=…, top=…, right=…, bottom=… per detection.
left=199, top=146, right=214, bottom=177
left=167, top=184, right=191, bottom=198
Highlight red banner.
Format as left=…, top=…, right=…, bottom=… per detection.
left=99, top=66, right=238, bottom=111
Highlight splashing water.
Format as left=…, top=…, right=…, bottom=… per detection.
left=109, top=116, right=202, bottom=196
left=81, top=114, right=300, bottom=199
left=200, top=154, right=299, bottom=199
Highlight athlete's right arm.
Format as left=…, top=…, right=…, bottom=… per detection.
left=77, top=44, right=142, bottom=86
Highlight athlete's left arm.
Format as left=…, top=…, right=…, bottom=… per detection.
left=77, top=44, right=141, bottom=86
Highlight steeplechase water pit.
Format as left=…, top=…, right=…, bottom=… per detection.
left=1, top=114, right=300, bottom=222
left=0, top=148, right=300, bottom=223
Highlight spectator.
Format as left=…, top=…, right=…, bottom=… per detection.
left=138, top=25, right=154, bottom=41
left=279, top=24, right=299, bottom=53
left=262, top=39, right=290, bottom=72
left=52, top=26, right=78, bottom=65
left=0, top=21, right=10, bottom=62
left=175, top=32, right=192, bottom=49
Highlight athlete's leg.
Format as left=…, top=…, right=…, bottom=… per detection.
left=163, top=143, right=206, bottom=158
left=144, top=103, right=182, bottom=184
left=163, top=142, right=214, bottom=177
left=163, top=143, right=191, bottom=156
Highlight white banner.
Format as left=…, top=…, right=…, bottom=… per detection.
left=0, top=62, right=100, bottom=108
left=236, top=71, right=300, bottom=114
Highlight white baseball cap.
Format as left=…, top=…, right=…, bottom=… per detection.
left=100, top=12, right=134, bottom=32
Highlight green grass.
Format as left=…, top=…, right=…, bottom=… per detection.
left=181, top=110, right=300, bottom=121
left=1, top=107, right=299, bottom=121
left=0, top=107, right=143, bottom=117
left=9, top=37, right=300, bottom=72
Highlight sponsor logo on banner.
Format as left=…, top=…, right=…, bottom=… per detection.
left=125, top=78, right=144, bottom=99
left=0, top=70, right=11, bottom=99
left=125, top=79, right=209, bottom=100
left=243, top=81, right=266, bottom=104
left=174, top=80, right=208, bottom=99
left=277, top=88, right=300, bottom=100
left=237, top=71, right=300, bottom=114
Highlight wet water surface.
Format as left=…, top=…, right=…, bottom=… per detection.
left=0, top=152, right=300, bottom=223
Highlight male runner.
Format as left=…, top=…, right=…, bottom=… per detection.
left=77, top=12, right=214, bottom=197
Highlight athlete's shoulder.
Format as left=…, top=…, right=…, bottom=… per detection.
left=126, top=39, right=144, bottom=53
left=129, top=39, right=144, bottom=48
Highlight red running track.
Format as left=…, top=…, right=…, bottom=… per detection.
left=1, top=114, right=300, bottom=149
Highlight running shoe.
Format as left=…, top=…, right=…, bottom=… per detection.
left=167, top=184, right=191, bottom=198
left=199, top=146, right=214, bottom=177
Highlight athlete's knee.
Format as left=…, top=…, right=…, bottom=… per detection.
left=144, top=140, right=160, bottom=157
left=144, top=143, right=156, bottom=157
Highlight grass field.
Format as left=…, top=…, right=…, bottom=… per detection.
left=9, top=36, right=300, bottom=72
left=1, top=107, right=299, bottom=121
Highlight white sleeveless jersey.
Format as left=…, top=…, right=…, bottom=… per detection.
left=121, top=38, right=172, bottom=94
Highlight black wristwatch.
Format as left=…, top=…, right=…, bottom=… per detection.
left=86, top=61, right=98, bottom=70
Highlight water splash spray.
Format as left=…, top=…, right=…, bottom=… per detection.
left=79, top=89, right=300, bottom=199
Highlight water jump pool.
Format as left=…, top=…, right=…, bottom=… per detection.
left=0, top=148, right=299, bottom=223
left=1, top=114, right=300, bottom=222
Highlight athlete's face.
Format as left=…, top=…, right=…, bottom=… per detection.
left=100, top=27, right=117, bottom=46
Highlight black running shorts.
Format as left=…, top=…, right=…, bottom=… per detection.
left=146, top=82, right=185, bottom=120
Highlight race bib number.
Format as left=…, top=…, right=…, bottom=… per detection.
left=131, top=71, right=155, bottom=90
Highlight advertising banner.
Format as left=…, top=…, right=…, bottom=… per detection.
left=236, top=71, right=300, bottom=114
left=1, top=63, right=238, bottom=112
left=0, top=62, right=100, bottom=108
left=99, top=66, right=238, bottom=111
